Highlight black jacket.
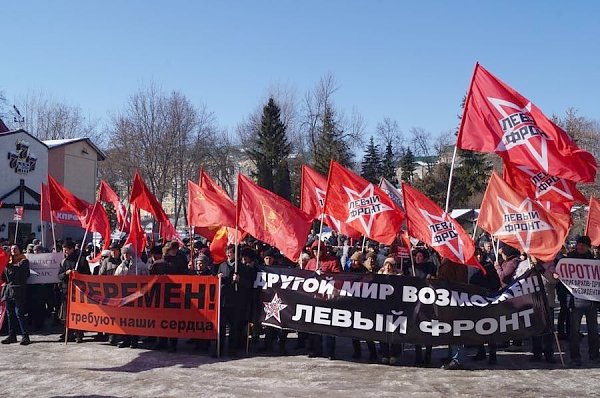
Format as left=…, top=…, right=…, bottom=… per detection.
left=1, top=256, right=30, bottom=303
left=58, top=250, right=91, bottom=291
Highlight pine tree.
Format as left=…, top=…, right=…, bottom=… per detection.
left=361, top=136, right=381, bottom=183
left=247, top=98, right=292, bottom=199
left=399, top=147, right=416, bottom=183
left=381, top=141, right=397, bottom=183
left=313, top=105, right=353, bottom=175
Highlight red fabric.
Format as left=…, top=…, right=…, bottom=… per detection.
left=124, top=205, right=147, bottom=255
left=209, top=226, right=246, bottom=264
left=47, top=174, right=92, bottom=222
left=402, top=182, right=484, bottom=272
left=304, top=255, right=342, bottom=273
left=478, top=171, right=571, bottom=262
left=323, top=161, right=405, bottom=245
left=188, top=180, right=236, bottom=228
left=193, top=226, right=220, bottom=241
left=0, top=249, right=8, bottom=276
left=86, top=201, right=111, bottom=251
left=300, top=165, right=361, bottom=239
left=237, top=173, right=312, bottom=261
left=458, top=63, right=597, bottom=183
left=585, top=197, right=600, bottom=246
left=129, top=171, right=179, bottom=242
left=98, top=180, right=129, bottom=232
left=503, top=162, right=585, bottom=207
left=200, top=169, right=233, bottom=201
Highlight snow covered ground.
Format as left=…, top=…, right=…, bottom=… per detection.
left=1, top=330, right=600, bottom=398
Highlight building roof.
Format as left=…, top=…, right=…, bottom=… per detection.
left=0, top=129, right=49, bottom=148
left=43, top=137, right=106, bottom=161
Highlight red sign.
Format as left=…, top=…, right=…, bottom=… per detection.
left=67, top=274, right=220, bottom=339
left=13, top=206, right=24, bottom=221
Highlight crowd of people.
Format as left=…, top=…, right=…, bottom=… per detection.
left=1, top=230, right=600, bottom=370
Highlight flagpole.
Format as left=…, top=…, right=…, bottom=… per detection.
left=51, top=218, right=57, bottom=251
left=584, top=196, right=592, bottom=236
left=445, top=62, right=479, bottom=214
left=15, top=218, right=19, bottom=245
left=317, top=161, right=336, bottom=271
left=234, top=175, right=240, bottom=291
left=76, top=202, right=96, bottom=270
left=408, top=237, right=416, bottom=277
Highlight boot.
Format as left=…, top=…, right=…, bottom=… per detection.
left=1, top=335, right=17, bottom=344
left=20, top=335, right=31, bottom=346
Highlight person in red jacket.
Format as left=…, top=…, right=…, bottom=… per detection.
left=304, top=240, right=341, bottom=359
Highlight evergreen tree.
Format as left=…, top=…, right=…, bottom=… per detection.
left=313, top=105, right=353, bottom=175
left=361, top=136, right=382, bottom=183
left=247, top=98, right=292, bottom=199
left=381, top=141, right=397, bottom=183
left=399, top=147, right=416, bottom=183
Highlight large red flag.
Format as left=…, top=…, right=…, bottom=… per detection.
left=478, top=171, right=571, bottom=262
left=124, top=205, right=147, bottom=255
left=47, top=174, right=92, bottom=220
left=503, top=162, right=586, bottom=209
left=200, top=169, right=233, bottom=202
left=129, top=171, right=179, bottom=241
left=188, top=180, right=236, bottom=228
left=585, top=197, right=600, bottom=246
left=237, top=174, right=312, bottom=261
left=402, top=183, right=483, bottom=271
left=323, top=161, right=404, bottom=245
left=98, top=180, right=129, bottom=232
left=86, top=201, right=111, bottom=251
left=300, top=165, right=361, bottom=239
left=41, top=182, right=83, bottom=227
left=457, top=63, right=597, bottom=183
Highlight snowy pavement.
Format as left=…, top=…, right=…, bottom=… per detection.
left=1, top=331, right=600, bottom=398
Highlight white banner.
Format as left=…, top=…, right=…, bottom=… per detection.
left=556, top=258, right=600, bottom=302
left=26, top=253, right=63, bottom=284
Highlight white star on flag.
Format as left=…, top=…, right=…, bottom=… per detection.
left=489, top=97, right=552, bottom=173
left=419, top=210, right=465, bottom=262
left=315, top=187, right=342, bottom=231
left=516, top=165, right=575, bottom=200
left=344, top=183, right=392, bottom=236
left=263, top=293, right=287, bottom=323
left=494, top=197, right=553, bottom=252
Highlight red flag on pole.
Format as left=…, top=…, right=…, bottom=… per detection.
left=200, top=169, right=233, bottom=202
left=129, top=171, right=179, bottom=241
left=187, top=180, right=236, bottom=229
left=98, top=180, right=129, bottom=232
left=124, top=205, right=147, bottom=255
left=323, top=161, right=405, bottom=244
left=457, top=63, right=597, bottom=183
left=86, top=201, right=111, bottom=251
left=237, top=173, right=312, bottom=261
left=585, top=197, right=600, bottom=246
left=503, top=162, right=586, bottom=206
left=401, top=183, right=484, bottom=271
left=47, top=174, right=92, bottom=223
left=209, top=226, right=247, bottom=264
left=478, top=171, right=571, bottom=262
left=300, top=165, right=361, bottom=239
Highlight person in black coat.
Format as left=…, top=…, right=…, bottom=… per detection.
left=1, top=245, right=31, bottom=345
left=57, top=240, right=90, bottom=343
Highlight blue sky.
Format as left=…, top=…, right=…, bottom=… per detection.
left=2, top=1, right=599, bottom=141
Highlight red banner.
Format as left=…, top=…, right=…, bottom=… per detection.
left=586, top=197, right=600, bottom=247
left=67, top=274, right=220, bottom=339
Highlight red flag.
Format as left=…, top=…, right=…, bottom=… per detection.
left=458, top=63, right=597, bottom=183
left=0, top=249, right=8, bottom=277
left=129, top=171, right=179, bottom=241
left=193, top=226, right=221, bottom=241
left=99, top=180, right=129, bottom=232
left=200, top=169, right=233, bottom=202
left=585, top=197, right=600, bottom=246
left=209, top=226, right=246, bottom=264
left=86, top=201, right=111, bottom=251
left=124, top=205, right=147, bottom=255
left=47, top=174, right=92, bottom=225
left=503, top=163, right=586, bottom=206
left=188, top=180, right=236, bottom=228
left=478, top=171, right=571, bottom=262
left=237, top=173, right=312, bottom=261
left=40, top=183, right=51, bottom=222
left=402, top=183, right=483, bottom=271
left=300, top=165, right=361, bottom=239
left=323, top=161, right=405, bottom=245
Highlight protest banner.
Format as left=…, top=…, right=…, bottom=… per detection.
left=556, top=258, right=600, bottom=302
left=67, top=274, right=220, bottom=340
left=26, top=253, right=63, bottom=284
left=254, top=266, right=549, bottom=345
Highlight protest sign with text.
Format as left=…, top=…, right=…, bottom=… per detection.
left=67, top=274, right=220, bottom=339
left=254, top=266, right=549, bottom=345
left=556, top=258, right=600, bottom=302
left=26, top=253, right=63, bottom=284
